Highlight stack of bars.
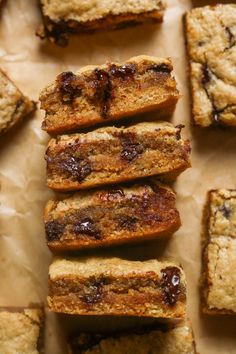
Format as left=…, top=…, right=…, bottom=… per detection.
left=40, top=55, right=195, bottom=353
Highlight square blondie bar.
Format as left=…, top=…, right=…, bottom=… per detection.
left=202, top=189, right=236, bottom=314
left=37, top=1, right=166, bottom=46
left=0, top=307, right=44, bottom=353
left=185, top=5, right=236, bottom=127
left=0, top=69, right=36, bottom=135
left=68, top=321, right=196, bottom=354
left=48, top=257, right=186, bottom=318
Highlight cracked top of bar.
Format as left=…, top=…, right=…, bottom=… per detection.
left=40, top=55, right=179, bottom=134
left=0, top=307, right=44, bottom=354
left=185, top=5, right=236, bottom=127
left=37, top=1, right=165, bottom=46
left=202, top=189, right=236, bottom=314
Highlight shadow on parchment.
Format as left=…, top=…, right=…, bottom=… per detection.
left=37, top=23, right=162, bottom=64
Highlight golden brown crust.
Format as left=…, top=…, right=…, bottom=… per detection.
left=37, top=1, right=165, bottom=46
left=48, top=257, right=186, bottom=318
left=40, top=55, right=179, bottom=133
left=44, top=180, right=181, bottom=252
left=45, top=122, right=191, bottom=191
left=0, top=69, right=36, bottom=135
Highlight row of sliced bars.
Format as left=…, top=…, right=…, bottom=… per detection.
left=40, top=55, right=193, bottom=349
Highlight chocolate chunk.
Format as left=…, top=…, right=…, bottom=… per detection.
left=45, top=221, right=65, bottom=241
left=91, top=69, right=112, bottom=118
left=14, top=98, right=24, bottom=114
left=161, top=266, right=181, bottom=306
left=120, top=133, right=144, bottom=162
left=74, top=218, right=101, bottom=239
left=201, top=65, right=211, bottom=85
left=219, top=204, right=232, bottom=219
left=117, top=215, right=138, bottom=231
left=109, top=63, right=136, bottom=80
left=57, top=71, right=81, bottom=101
left=175, top=124, right=185, bottom=140
left=103, top=188, right=125, bottom=201
left=59, top=155, right=92, bottom=182
left=80, top=280, right=104, bottom=305
left=147, top=63, right=171, bottom=73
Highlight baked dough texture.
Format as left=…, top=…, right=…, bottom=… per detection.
left=0, top=307, right=44, bottom=354
left=202, top=189, right=236, bottom=314
left=68, top=321, right=196, bottom=354
left=0, top=69, right=36, bottom=135
left=48, top=257, right=186, bottom=318
left=185, top=5, right=236, bottom=127
left=45, top=122, right=191, bottom=191
left=44, top=180, right=181, bottom=251
left=40, top=56, right=179, bottom=133
left=37, top=1, right=166, bottom=46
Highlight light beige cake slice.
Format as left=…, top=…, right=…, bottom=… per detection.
left=40, top=56, right=179, bottom=134
left=48, top=257, right=187, bottom=318
left=202, top=189, right=236, bottom=314
left=0, top=307, right=44, bottom=354
left=37, top=1, right=166, bottom=46
left=0, top=69, right=36, bottom=135
left=185, top=5, right=236, bottom=127
left=68, top=321, right=197, bottom=354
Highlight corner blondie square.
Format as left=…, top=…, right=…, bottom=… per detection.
left=202, top=189, right=236, bottom=314
left=184, top=5, right=236, bottom=127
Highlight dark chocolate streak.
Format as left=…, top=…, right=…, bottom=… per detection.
left=80, top=279, right=104, bottom=305
left=219, top=204, right=232, bottom=219
left=91, top=69, right=112, bottom=118
left=120, top=133, right=144, bottom=162
left=45, top=220, right=65, bottom=241
left=161, top=266, right=181, bottom=306
left=147, top=63, right=171, bottom=73
left=117, top=215, right=138, bottom=231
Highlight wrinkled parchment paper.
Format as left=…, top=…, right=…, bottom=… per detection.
left=0, top=0, right=236, bottom=353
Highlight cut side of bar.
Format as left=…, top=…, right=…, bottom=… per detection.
left=0, top=306, right=44, bottom=354
left=45, top=180, right=181, bottom=251
left=0, top=69, right=36, bottom=135
left=185, top=5, right=236, bottom=127
left=202, top=189, right=236, bottom=314
left=48, top=257, right=186, bottom=317
left=37, top=2, right=166, bottom=46
left=40, top=56, right=179, bottom=133
left=45, top=122, right=191, bottom=191
left=68, top=321, right=196, bottom=354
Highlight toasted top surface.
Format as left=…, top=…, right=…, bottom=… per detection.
left=208, top=189, right=236, bottom=238
left=40, top=55, right=173, bottom=97
left=49, top=257, right=183, bottom=279
left=69, top=323, right=195, bottom=354
left=0, top=308, right=43, bottom=354
left=40, top=0, right=164, bottom=23
left=48, top=122, right=180, bottom=146
left=186, top=4, right=236, bottom=63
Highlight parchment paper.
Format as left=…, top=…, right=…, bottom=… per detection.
left=0, top=0, right=236, bottom=353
